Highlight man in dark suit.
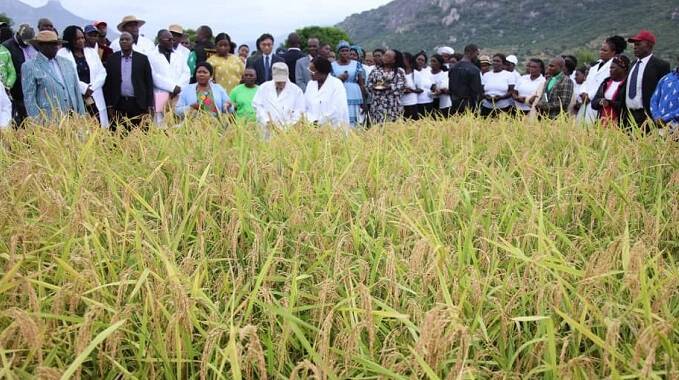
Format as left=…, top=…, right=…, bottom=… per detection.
left=624, top=30, right=671, bottom=131
left=246, top=33, right=284, bottom=85
left=283, top=33, right=305, bottom=84
left=103, top=32, right=154, bottom=131
left=3, top=24, right=37, bottom=125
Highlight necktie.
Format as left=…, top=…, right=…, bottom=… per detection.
left=628, top=60, right=641, bottom=99
left=265, top=55, right=271, bottom=81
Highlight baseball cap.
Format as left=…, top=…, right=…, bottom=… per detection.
left=272, top=62, right=289, bottom=82
left=93, top=20, right=107, bottom=28
left=84, top=25, right=99, bottom=35
left=628, top=30, right=656, bottom=44
left=479, top=55, right=491, bottom=65
left=506, top=55, right=518, bottom=65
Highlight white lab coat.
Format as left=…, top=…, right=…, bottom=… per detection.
left=148, top=48, right=191, bottom=92
left=252, top=80, right=305, bottom=128
left=148, top=47, right=191, bottom=124
left=579, top=59, right=612, bottom=123
left=304, top=75, right=350, bottom=129
left=110, top=35, right=156, bottom=56
left=174, top=44, right=191, bottom=63
left=0, top=87, right=11, bottom=128
left=57, top=47, right=109, bottom=127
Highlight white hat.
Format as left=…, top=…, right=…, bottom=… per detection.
left=506, top=55, right=518, bottom=65
left=272, top=62, right=289, bottom=82
left=437, top=46, right=454, bottom=55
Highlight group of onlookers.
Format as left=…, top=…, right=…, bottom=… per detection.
left=0, top=15, right=676, bottom=136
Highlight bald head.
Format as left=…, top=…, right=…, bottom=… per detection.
left=547, top=57, right=565, bottom=76
left=119, top=32, right=134, bottom=53
left=37, top=18, right=54, bottom=32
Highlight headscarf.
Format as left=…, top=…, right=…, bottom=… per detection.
left=437, top=46, right=454, bottom=55
left=336, top=40, right=351, bottom=52
left=350, top=45, right=364, bottom=58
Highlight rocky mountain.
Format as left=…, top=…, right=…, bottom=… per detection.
left=1, top=0, right=90, bottom=33
left=337, top=0, right=679, bottom=60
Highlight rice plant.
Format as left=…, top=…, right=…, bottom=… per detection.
left=0, top=115, right=677, bottom=379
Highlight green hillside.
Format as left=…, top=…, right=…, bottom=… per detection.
left=337, top=0, right=679, bottom=61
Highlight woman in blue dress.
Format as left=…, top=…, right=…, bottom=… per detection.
left=332, top=41, right=366, bottom=127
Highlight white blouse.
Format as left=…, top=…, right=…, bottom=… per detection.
left=514, top=74, right=545, bottom=111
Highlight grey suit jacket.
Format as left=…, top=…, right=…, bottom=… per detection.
left=22, top=53, right=85, bottom=119
left=295, top=56, right=312, bottom=91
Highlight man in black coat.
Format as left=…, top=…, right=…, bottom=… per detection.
left=3, top=24, right=36, bottom=125
left=103, top=32, right=154, bottom=131
left=624, top=30, right=671, bottom=131
left=246, top=33, right=284, bottom=85
left=283, top=33, right=305, bottom=84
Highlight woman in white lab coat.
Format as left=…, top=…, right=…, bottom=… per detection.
left=58, top=25, right=109, bottom=127
left=304, top=57, right=350, bottom=129
left=577, top=35, right=627, bottom=123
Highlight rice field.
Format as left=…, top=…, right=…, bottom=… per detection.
left=0, top=115, right=677, bottom=379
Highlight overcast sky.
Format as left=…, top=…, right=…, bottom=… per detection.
left=20, top=0, right=391, bottom=46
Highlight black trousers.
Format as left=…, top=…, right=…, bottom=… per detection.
left=480, top=106, right=511, bottom=118
left=417, top=103, right=434, bottom=118
left=622, top=109, right=652, bottom=133
left=11, top=101, right=27, bottom=127
left=404, top=105, right=419, bottom=120
left=111, top=97, right=148, bottom=131
left=450, top=98, right=477, bottom=115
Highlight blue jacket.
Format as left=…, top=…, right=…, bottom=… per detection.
left=175, top=82, right=232, bottom=117
left=21, top=53, right=85, bottom=119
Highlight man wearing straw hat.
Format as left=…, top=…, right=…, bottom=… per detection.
left=110, top=15, right=155, bottom=56
left=21, top=30, right=85, bottom=120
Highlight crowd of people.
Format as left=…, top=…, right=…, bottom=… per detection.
left=0, top=15, right=677, bottom=135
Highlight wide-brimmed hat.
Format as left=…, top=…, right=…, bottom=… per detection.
left=117, top=15, right=146, bottom=32
left=30, top=30, right=64, bottom=44
left=168, top=24, right=184, bottom=35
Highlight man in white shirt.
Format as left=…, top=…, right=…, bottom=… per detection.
left=169, top=24, right=190, bottom=62
left=624, top=30, right=670, bottom=130
left=148, top=29, right=190, bottom=124
left=247, top=33, right=285, bottom=85
left=110, top=16, right=155, bottom=56
left=252, top=62, right=305, bottom=134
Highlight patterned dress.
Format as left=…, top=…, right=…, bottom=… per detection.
left=196, top=87, right=219, bottom=117
left=368, top=67, right=406, bottom=124
left=207, top=54, right=244, bottom=93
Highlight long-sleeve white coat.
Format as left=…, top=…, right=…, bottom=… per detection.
left=148, top=48, right=191, bottom=93
left=57, top=47, right=109, bottom=127
left=0, top=87, right=11, bottom=128
left=304, top=75, right=350, bottom=128
left=252, top=80, right=305, bottom=127
left=579, top=59, right=613, bottom=123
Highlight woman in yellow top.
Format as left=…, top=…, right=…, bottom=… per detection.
left=207, top=33, right=244, bottom=93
